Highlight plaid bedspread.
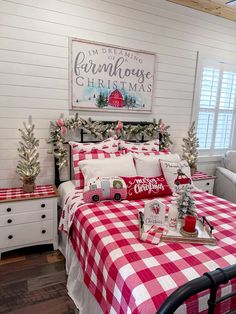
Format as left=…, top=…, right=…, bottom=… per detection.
left=60, top=191, right=236, bottom=313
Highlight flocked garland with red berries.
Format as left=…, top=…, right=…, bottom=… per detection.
left=47, top=113, right=172, bottom=169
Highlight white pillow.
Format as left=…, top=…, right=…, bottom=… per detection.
left=134, top=153, right=181, bottom=177
left=119, top=139, right=159, bottom=152
left=160, top=159, right=192, bottom=192
left=79, top=153, right=137, bottom=186
left=69, top=137, right=119, bottom=153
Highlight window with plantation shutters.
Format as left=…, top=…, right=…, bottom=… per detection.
left=195, top=60, right=236, bottom=155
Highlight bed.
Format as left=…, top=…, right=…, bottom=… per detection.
left=53, top=121, right=236, bottom=313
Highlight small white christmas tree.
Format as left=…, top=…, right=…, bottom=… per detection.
left=16, top=116, right=40, bottom=191
left=177, top=185, right=196, bottom=219
left=182, top=121, right=199, bottom=171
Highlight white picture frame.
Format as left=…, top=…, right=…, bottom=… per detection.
left=69, top=38, right=156, bottom=113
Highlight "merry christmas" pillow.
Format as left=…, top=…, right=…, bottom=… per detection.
left=120, top=176, right=172, bottom=200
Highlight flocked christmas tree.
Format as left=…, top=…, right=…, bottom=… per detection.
left=16, top=116, right=40, bottom=192
left=177, top=185, right=196, bottom=219
left=182, top=121, right=199, bottom=173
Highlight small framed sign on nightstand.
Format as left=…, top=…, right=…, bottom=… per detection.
left=192, top=171, right=216, bottom=194
left=0, top=185, right=59, bottom=259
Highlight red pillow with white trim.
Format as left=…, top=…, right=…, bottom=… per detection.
left=72, top=150, right=124, bottom=188
left=120, top=176, right=172, bottom=200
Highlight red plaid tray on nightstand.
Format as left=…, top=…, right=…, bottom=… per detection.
left=0, top=185, right=58, bottom=202
left=192, top=171, right=216, bottom=181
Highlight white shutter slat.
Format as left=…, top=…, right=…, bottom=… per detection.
left=214, top=113, right=233, bottom=149
left=197, top=111, right=214, bottom=149
left=199, top=68, right=220, bottom=109
left=219, top=72, right=236, bottom=110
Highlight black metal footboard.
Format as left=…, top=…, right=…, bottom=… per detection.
left=157, top=264, right=236, bottom=314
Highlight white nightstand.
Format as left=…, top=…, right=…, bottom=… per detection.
left=0, top=185, right=59, bottom=259
left=192, top=171, right=216, bottom=194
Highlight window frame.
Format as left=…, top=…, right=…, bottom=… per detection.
left=192, top=53, right=236, bottom=157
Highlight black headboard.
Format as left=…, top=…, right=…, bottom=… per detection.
left=54, top=121, right=163, bottom=187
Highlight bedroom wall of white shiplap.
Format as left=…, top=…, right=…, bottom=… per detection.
left=1, top=0, right=236, bottom=187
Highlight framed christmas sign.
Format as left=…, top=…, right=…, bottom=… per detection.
left=143, top=199, right=166, bottom=232
left=69, top=38, right=156, bottom=113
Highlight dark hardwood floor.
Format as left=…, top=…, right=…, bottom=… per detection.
left=0, top=245, right=76, bottom=314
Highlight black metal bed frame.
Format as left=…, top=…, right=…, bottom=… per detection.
left=157, top=264, right=236, bottom=314
left=54, top=120, right=236, bottom=313
left=54, top=121, right=161, bottom=187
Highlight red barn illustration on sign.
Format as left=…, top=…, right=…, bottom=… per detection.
left=109, top=89, right=124, bottom=107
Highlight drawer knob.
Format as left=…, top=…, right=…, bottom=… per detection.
left=206, top=182, right=210, bottom=186
left=206, top=190, right=209, bottom=193
left=42, top=229, right=46, bottom=234
left=41, top=214, right=46, bottom=219
left=41, top=203, right=46, bottom=208
left=8, top=235, right=13, bottom=239
left=6, top=207, right=11, bottom=212
left=7, top=219, right=12, bottom=224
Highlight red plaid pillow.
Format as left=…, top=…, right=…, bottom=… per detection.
left=72, top=150, right=124, bottom=188
left=120, top=176, right=172, bottom=200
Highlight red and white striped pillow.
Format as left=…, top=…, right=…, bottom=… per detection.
left=72, top=150, right=125, bottom=188
left=119, top=139, right=159, bottom=152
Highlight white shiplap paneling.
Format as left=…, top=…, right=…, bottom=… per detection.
left=0, top=0, right=234, bottom=187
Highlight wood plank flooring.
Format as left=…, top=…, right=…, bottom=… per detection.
left=0, top=245, right=76, bottom=314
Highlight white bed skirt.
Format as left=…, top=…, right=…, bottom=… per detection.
left=59, top=231, right=103, bottom=314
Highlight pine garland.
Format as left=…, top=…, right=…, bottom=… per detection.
left=177, top=185, right=196, bottom=219
left=182, top=121, right=199, bottom=168
left=47, top=114, right=172, bottom=169
left=16, top=116, right=40, bottom=183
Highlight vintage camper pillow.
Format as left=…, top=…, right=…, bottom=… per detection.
left=83, top=176, right=127, bottom=203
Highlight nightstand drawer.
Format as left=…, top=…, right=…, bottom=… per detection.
left=0, top=209, right=53, bottom=226
left=194, top=179, right=214, bottom=194
left=0, top=198, right=56, bottom=215
left=0, top=220, right=53, bottom=249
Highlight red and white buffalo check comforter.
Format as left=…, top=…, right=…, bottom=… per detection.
left=59, top=191, right=236, bottom=313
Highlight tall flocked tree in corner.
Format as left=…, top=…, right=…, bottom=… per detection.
left=16, top=116, right=40, bottom=192
left=182, top=121, right=199, bottom=175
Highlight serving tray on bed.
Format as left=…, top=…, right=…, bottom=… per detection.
left=138, top=213, right=217, bottom=246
